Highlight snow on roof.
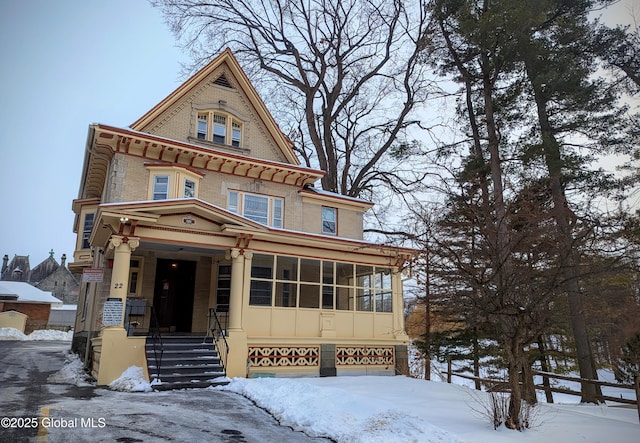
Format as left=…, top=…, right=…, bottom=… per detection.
left=0, top=282, right=63, bottom=306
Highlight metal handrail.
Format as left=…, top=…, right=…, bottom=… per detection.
left=123, top=303, right=163, bottom=382
left=208, top=308, right=229, bottom=372
left=148, top=306, right=163, bottom=382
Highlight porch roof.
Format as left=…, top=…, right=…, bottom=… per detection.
left=95, top=199, right=416, bottom=267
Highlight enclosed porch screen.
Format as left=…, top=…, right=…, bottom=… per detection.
left=249, top=254, right=393, bottom=312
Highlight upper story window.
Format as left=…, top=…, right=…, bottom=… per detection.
left=184, top=179, right=196, bottom=198
left=82, top=213, right=95, bottom=249
left=228, top=191, right=283, bottom=228
left=322, top=207, right=337, bottom=235
left=197, top=111, right=243, bottom=148
left=146, top=165, right=203, bottom=200
left=153, top=175, right=170, bottom=200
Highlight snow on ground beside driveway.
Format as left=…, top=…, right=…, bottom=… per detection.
left=218, top=376, right=639, bottom=443
left=0, top=327, right=72, bottom=341
left=219, top=376, right=461, bottom=443
left=48, top=351, right=94, bottom=387
left=108, top=366, right=153, bottom=392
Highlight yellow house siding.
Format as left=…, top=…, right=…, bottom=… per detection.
left=300, top=204, right=364, bottom=239
left=136, top=65, right=288, bottom=165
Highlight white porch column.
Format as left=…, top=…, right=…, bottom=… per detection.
left=107, top=235, right=139, bottom=327
left=225, top=248, right=249, bottom=377
left=227, top=248, right=244, bottom=331
left=392, top=269, right=409, bottom=340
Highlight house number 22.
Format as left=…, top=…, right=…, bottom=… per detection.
left=114, top=283, right=124, bottom=289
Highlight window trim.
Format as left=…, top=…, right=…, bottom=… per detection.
left=128, top=257, right=144, bottom=297
left=321, top=206, right=337, bottom=235
left=146, top=165, right=202, bottom=200
left=81, top=212, right=95, bottom=249
left=227, top=190, right=284, bottom=228
left=152, top=175, right=170, bottom=200
left=196, top=110, right=243, bottom=148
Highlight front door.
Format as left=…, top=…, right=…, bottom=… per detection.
left=153, top=259, right=196, bottom=332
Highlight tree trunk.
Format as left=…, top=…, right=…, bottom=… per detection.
left=505, top=333, right=524, bottom=430
left=537, top=335, right=554, bottom=403
left=522, top=51, right=602, bottom=404
left=473, top=332, right=481, bottom=390
left=521, top=352, right=537, bottom=405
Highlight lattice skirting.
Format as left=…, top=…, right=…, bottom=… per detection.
left=336, top=346, right=395, bottom=366
left=248, top=346, right=320, bottom=367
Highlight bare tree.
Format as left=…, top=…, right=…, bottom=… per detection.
left=152, top=0, right=434, bottom=198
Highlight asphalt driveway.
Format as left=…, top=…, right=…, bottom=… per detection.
left=0, top=340, right=330, bottom=442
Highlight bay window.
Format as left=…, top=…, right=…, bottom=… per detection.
left=146, top=165, right=202, bottom=200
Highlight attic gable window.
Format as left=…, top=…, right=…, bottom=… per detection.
left=196, top=111, right=243, bottom=148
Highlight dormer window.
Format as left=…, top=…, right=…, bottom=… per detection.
left=146, top=165, right=203, bottom=200
left=197, top=111, right=243, bottom=148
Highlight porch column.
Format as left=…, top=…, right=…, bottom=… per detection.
left=392, top=269, right=409, bottom=340
left=226, top=248, right=249, bottom=377
left=227, top=248, right=244, bottom=331
left=107, top=235, right=139, bottom=327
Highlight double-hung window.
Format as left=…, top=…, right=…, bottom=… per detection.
left=183, top=179, right=196, bottom=198
left=322, top=207, right=337, bottom=235
left=228, top=191, right=284, bottom=228
left=196, top=110, right=243, bottom=148
left=213, top=114, right=227, bottom=144
left=153, top=175, right=169, bottom=200
left=147, top=165, right=202, bottom=200
left=82, top=213, right=94, bottom=249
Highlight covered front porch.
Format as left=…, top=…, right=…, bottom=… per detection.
left=83, top=199, right=413, bottom=386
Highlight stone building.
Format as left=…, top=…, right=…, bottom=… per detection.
left=1, top=251, right=79, bottom=303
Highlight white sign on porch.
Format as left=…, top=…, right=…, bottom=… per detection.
left=102, top=298, right=123, bottom=326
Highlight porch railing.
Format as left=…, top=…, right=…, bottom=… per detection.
left=208, top=308, right=229, bottom=371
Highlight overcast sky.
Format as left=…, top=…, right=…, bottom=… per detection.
left=0, top=0, right=638, bottom=267
left=0, top=0, right=187, bottom=265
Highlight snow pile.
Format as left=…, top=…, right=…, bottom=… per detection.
left=27, top=329, right=73, bottom=341
left=48, top=351, right=94, bottom=386
left=108, top=366, right=153, bottom=392
left=218, top=375, right=639, bottom=443
left=0, top=327, right=27, bottom=340
left=219, top=377, right=463, bottom=443
left=0, top=327, right=72, bottom=341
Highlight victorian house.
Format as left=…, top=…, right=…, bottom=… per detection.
left=71, top=49, right=414, bottom=387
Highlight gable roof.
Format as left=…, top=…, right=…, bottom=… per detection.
left=130, top=48, right=300, bottom=165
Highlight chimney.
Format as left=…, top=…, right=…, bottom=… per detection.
left=61, top=254, right=67, bottom=267
left=2, top=254, right=8, bottom=276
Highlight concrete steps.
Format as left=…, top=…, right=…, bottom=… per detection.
left=146, top=335, right=227, bottom=390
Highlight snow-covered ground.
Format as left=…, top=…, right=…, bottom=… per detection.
left=0, top=327, right=72, bottom=341
left=6, top=328, right=638, bottom=442
left=218, top=376, right=638, bottom=443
